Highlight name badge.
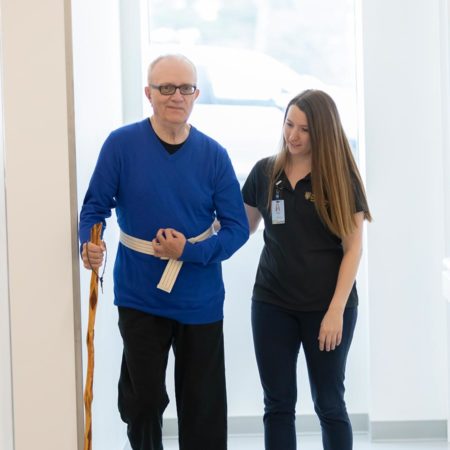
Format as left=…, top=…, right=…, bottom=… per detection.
left=271, top=200, right=285, bottom=224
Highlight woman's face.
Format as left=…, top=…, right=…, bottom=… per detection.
left=283, top=105, right=311, bottom=159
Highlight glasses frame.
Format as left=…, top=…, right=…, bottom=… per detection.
left=149, top=83, right=197, bottom=96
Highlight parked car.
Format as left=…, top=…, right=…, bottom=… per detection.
left=146, top=44, right=358, bottom=180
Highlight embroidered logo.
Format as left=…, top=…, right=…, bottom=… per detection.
left=305, top=192, right=315, bottom=202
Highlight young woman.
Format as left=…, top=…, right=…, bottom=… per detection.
left=242, top=89, right=372, bottom=450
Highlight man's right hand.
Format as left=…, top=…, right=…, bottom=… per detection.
left=81, top=241, right=105, bottom=270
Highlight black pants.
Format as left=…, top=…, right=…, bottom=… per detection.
left=252, top=301, right=357, bottom=450
left=117, top=307, right=227, bottom=450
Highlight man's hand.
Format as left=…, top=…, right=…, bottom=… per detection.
left=152, top=228, right=186, bottom=260
left=82, top=241, right=106, bottom=270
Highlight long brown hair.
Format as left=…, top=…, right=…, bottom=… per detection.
left=267, top=89, right=372, bottom=237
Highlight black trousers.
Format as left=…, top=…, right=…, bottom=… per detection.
left=117, top=307, right=227, bottom=450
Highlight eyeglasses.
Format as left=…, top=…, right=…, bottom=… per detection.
left=149, top=84, right=197, bottom=95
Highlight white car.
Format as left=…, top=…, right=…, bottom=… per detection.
left=147, top=44, right=358, bottom=180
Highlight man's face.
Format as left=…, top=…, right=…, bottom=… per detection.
left=145, top=57, right=199, bottom=127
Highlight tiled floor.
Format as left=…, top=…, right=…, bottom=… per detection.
left=160, top=433, right=450, bottom=449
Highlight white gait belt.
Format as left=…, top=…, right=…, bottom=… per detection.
left=119, top=224, right=215, bottom=293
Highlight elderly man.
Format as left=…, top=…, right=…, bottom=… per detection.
left=79, top=54, right=249, bottom=450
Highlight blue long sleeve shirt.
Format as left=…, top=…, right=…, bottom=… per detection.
left=79, top=119, right=249, bottom=324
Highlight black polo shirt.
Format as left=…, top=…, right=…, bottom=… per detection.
left=242, top=157, right=366, bottom=312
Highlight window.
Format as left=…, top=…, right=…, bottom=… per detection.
left=145, top=0, right=360, bottom=180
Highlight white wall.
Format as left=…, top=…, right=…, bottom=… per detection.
left=441, top=0, right=450, bottom=257
left=442, top=0, right=450, bottom=441
left=362, top=0, right=448, bottom=427
left=0, top=0, right=82, bottom=449
left=0, top=54, right=14, bottom=450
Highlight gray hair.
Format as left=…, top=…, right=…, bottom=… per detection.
left=147, top=54, right=197, bottom=85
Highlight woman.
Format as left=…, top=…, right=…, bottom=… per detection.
left=242, top=89, right=372, bottom=450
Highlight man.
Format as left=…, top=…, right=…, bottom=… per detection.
left=79, top=54, right=249, bottom=450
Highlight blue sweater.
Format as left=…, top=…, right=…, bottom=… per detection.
left=79, top=119, right=249, bottom=324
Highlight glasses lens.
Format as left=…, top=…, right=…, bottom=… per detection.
left=179, top=85, right=196, bottom=95
left=159, top=85, right=176, bottom=95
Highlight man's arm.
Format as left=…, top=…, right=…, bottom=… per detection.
left=177, top=150, right=249, bottom=265
left=79, top=133, right=119, bottom=260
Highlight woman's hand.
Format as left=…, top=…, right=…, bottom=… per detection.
left=318, top=307, right=344, bottom=351
left=318, top=212, right=364, bottom=351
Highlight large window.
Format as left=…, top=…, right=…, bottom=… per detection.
left=145, top=0, right=359, bottom=180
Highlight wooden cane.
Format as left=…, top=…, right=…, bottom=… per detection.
left=83, top=222, right=103, bottom=450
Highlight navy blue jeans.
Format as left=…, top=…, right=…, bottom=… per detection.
left=252, top=300, right=357, bottom=450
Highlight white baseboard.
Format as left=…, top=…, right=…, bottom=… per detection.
left=162, top=413, right=369, bottom=437
left=121, top=415, right=447, bottom=447
left=370, top=420, right=447, bottom=441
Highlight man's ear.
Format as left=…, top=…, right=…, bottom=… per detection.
left=194, top=88, right=200, bottom=101
left=144, top=86, right=152, bottom=103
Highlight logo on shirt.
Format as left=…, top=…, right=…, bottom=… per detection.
left=305, top=192, right=315, bottom=202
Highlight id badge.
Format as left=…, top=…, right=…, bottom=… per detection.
left=271, top=199, right=285, bottom=224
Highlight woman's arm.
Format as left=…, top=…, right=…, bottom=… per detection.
left=245, top=204, right=263, bottom=234
left=318, top=212, right=364, bottom=351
